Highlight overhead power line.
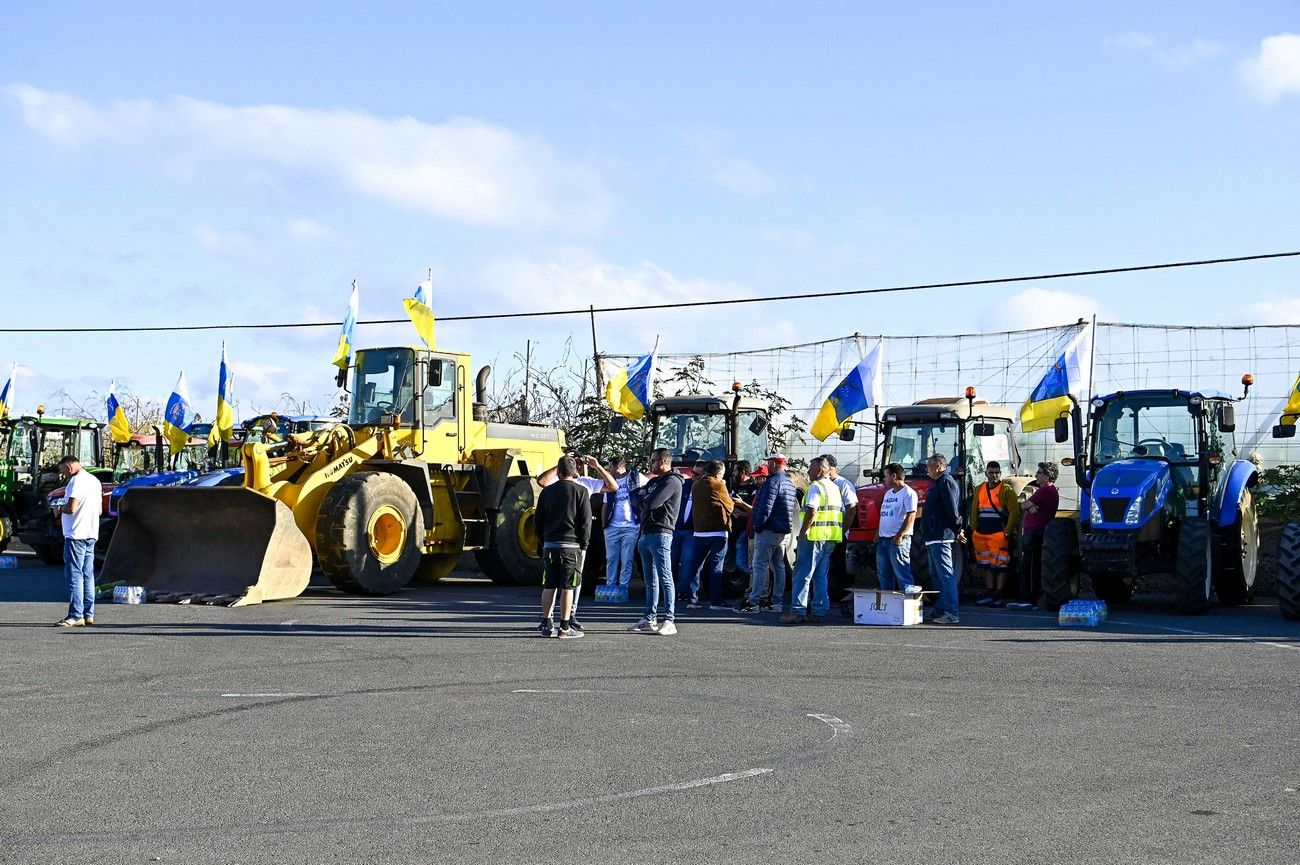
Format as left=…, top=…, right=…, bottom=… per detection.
left=3, top=249, right=1298, bottom=334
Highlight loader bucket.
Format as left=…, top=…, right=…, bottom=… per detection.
left=100, top=486, right=312, bottom=606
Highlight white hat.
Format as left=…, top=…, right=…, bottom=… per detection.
left=764, top=453, right=788, bottom=463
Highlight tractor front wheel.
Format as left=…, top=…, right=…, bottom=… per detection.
left=1215, top=489, right=1258, bottom=606
left=316, top=472, right=422, bottom=595
left=1275, top=522, right=1300, bottom=621
left=1175, top=518, right=1212, bottom=615
left=475, top=477, right=543, bottom=586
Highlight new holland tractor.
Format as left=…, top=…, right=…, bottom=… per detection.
left=1038, top=378, right=1258, bottom=614
left=101, top=346, right=566, bottom=604
left=843, top=391, right=1033, bottom=587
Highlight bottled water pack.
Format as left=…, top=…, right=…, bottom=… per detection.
left=595, top=583, right=629, bottom=604
left=1058, top=599, right=1107, bottom=627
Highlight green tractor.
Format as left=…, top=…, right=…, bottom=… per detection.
left=1, top=413, right=108, bottom=559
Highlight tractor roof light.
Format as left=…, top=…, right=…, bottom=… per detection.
left=965, top=386, right=976, bottom=399
left=1090, top=397, right=1105, bottom=410
left=1242, top=374, right=1254, bottom=386
left=1189, top=395, right=1203, bottom=408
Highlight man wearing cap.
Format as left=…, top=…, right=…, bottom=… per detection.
left=745, top=454, right=798, bottom=613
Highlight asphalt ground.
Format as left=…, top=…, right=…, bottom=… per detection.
left=1, top=547, right=1297, bottom=865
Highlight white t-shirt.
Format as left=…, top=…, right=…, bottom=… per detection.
left=804, top=478, right=855, bottom=511
left=62, top=470, right=103, bottom=540
left=573, top=476, right=605, bottom=495
left=607, top=474, right=637, bottom=528
left=877, top=485, right=918, bottom=539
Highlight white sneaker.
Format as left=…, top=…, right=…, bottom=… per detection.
left=655, top=621, right=678, bottom=636
left=630, top=617, right=659, bottom=633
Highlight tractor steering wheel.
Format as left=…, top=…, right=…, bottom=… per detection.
left=1135, top=437, right=1169, bottom=457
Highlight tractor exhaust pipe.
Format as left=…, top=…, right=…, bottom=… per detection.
left=474, top=366, right=491, bottom=422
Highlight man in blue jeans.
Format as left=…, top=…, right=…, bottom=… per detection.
left=875, top=462, right=920, bottom=592
left=783, top=457, right=851, bottom=624
left=632, top=448, right=683, bottom=635
left=919, top=453, right=966, bottom=624
left=54, top=456, right=102, bottom=627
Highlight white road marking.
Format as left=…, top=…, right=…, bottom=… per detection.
left=511, top=688, right=596, bottom=694
left=279, top=620, right=299, bottom=627
left=220, top=693, right=319, bottom=698
left=807, top=713, right=852, bottom=739
left=439, top=768, right=774, bottom=822
left=1104, top=618, right=1300, bottom=652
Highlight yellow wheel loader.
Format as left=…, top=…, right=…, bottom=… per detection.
left=101, top=346, right=566, bottom=604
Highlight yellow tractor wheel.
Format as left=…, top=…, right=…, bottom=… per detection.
left=0, top=508, right=12, bottom=555
left=475, top=476, right=543, bottom=586
left=316, top=472, right=422, bottom=595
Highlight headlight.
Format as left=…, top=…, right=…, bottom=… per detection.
left=1124, top=496, right=1143, bottom=525
left=1089, top=496, right=1103, bottom=523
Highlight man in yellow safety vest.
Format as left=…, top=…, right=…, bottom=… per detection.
left=782, top=456, right=854, bottom=624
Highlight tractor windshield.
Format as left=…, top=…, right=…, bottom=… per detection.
left=737, top=410, right=768, bottom=467
left=1092, top=394, right=1199, bottom=466
left=653, top=412, right=728, bottom=462
left=885, top=423, right=961, bottom=479
left=349, top=349, right=417, bottom=426
left=113, top=443, right=151, bottom=480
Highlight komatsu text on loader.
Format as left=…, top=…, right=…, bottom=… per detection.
left=101, top=346, right=566, bottom=604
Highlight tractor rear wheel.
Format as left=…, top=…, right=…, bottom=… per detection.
left=1175, top=517, right=1212, bottom=615
left=1040, top=520, right=1078, bottom=612
left=475, top=476, right=543, bottom=586
left=1215, top=489, right=1258, bottom=606
left=1276, top=522, right=1300, bottom=621
left=908, top=535, right=930, bottom=588
left=316, top=472, right=422, bottom=595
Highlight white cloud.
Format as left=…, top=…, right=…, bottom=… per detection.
left=193, top=223, right=274, bottom=268
left=1105, top=31, right=1223, bottom=71
left=681, top=128, right=775, bottom=195
left=1237, top=33, right=1300, bottom=102
left=286, top=218, right=337, bottom=243
left=3, top=84, right=613, bottom=232
left=1239, top=297, right=1300, bottom=324
left=977, top=287, right=1100, bottom=332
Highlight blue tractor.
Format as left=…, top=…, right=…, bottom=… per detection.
left=1040, top=377, right=1259, bottom=614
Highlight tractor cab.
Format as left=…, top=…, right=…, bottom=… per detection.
left=1082, top=389, right=1238, bottom=531
left=648, top=393, right=770, bottom=483
left=112, top=434, right=166, bottom=482
left=848, top=395, right=1026, bottom=544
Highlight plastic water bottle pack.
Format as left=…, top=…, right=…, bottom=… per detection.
left=1058, top=599, right=1108, bottom=627
left=595, top=583, right=629, bottom=604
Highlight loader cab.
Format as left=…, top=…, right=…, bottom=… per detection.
left=649, top=395, right=770, bottom=479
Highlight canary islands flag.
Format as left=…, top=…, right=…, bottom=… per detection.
left=332, top=283, right=359, bottom=370
left=208, top=342, right=234, bottom=446
left=810, top=340, right=885, bottom=441
left=604, top=350, right=656, bottom=421
left=1021, top=322, right=1094, bottom=433
left=0, top=362, right=14, bottom=419
left=403, top=275, right=436, bottom=350
left=1279, top=372, right=1300, bottom=426
left=163, top=372, right=194, bottom=454
left=106, top=382, right=132, bottom=443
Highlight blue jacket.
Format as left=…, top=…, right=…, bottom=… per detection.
left=751, top=471, right=799, bottom=535
left=919, top=470, right=963, bottom=542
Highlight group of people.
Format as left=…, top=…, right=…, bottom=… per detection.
left=533, top=449, right=1062, bottom=636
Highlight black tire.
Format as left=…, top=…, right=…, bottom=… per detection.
left=1215, top=489, right=1258, bottom=606
left=315, top=472, right=422, bottom=595
left=1175, top=517, right=1212, bottom=615
left=1040, top=519, right=1078, bottom=612
left=34, top=542, right=63, bottom=566
left=1090, top=572, right=1134, bottom=604
left=909, top=534, right=930, bottom=587
left=1276, top=522, right=1300, bottom=621
left=475, top=476, right=543, bottom=586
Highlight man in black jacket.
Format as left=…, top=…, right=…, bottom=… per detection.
left=918, top=453, right=966, bottom=624
left=631, top=448, right=683, bottom=635
left=535, top=456, right=592, bottom=639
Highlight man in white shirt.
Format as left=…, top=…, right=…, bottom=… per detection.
left=54, top=456, right=102, bottom=627
left=601, top=454, right=643, bottom=591
left=875, top=462, right=919, bottom=594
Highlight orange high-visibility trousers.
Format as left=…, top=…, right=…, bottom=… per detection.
left=973, top=531, right=1010, bottom=569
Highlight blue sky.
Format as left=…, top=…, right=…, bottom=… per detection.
left=2, top=2, right=1300, bottom=420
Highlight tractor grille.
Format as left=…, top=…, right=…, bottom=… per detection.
left=1098, top=497, right=1130, bottom=522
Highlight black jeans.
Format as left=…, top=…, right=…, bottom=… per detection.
left=1020, top=530, right=1044, bottom=602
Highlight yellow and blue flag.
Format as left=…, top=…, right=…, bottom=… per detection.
left=403, top=275, right=436, bottom=349
left=810, top=340, right=885, bottom=441
left=604, top=350, right=656, bottom=421
left=1021, top=322, right=1094, bottom=433
left=163, top=372, right=194, bottom=454
left=1279, top=372, right=1300, bottom=426
left=0, top=362, right=14, bottom=419
left=106, top=381, right=132, bottom=443
left=208, top=342, right=234, bottom=446
left=332, top=283, right=359, bottom=370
